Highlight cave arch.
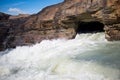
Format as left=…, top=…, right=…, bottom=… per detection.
left=76, top=21, right=104, bottom=33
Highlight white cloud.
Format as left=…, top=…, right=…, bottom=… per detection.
left=8, top=8, right=24, bottom=14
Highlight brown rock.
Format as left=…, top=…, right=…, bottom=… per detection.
left=9, top=14, right=30, bottom=19
left=0, top=0, right=120, bottom=51
left=0, top=12, right=10, bottom=20
left=0, top=12, right=11, bottom=50
left=104, top=24, right=120, bottom=41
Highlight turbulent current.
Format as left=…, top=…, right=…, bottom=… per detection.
left=0, top=33, right=120, bottom=80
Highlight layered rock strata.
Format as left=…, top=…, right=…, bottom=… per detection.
left=0, top=0, right=120, bottom=50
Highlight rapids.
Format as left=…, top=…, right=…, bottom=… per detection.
left=0, top=33, right=120, bottom=80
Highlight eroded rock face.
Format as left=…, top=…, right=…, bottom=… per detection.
left=0, top=12, right=11, bottom=50
left=0, top=13, right=30, bottom=50
left=0, top=12, right=10, bottom=20
left=9, top=14, right=30, bottom=19
left=0, top=0, right=120, bottom=50
left=104, top=24, right=120, bottom=41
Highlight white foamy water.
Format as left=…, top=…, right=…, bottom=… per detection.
left=0, top=33, right=120, bottom=80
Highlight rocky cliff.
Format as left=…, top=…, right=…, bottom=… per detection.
left=0, top=12, right=30, bottom=50
left=0, top=12, right=10, bottom=50
left=0, top=0, right=120, bottom=50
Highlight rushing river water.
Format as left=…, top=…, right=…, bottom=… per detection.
left=0, top=33, right=120, bottom=80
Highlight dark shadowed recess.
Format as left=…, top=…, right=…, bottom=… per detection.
left=76, top=21, right=104, bottom=33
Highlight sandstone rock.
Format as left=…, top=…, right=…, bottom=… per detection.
left=0, top=0, right=120, bottom=50
left=0, top=12, right=11, bottom=50
left=0, top=13, right=30, bottom=50
left=104, top=24, right=120, bottom=41
left=0, top=12, right=10, bottom=20
left=9, top=14, right=30, bottom=19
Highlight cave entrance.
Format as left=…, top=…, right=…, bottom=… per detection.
left=76, top=21, right=104, bottom=33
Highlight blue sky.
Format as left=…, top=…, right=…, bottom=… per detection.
left=0, top=0, right=64, bottom=15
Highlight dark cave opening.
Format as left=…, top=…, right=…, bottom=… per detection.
left=76, top=21, right=104, bottom=33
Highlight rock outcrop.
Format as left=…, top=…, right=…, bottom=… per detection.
left=0, top=12, right=30, bottom=50
left=0, top=0, right=120, bottom=50
left=9, top=14, right=30, bottom=19
left=0, top=12, right=10, bottom=20
left=104, top=24, right=120, bottom=41
left=0, top=12, right=11, bottom=50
